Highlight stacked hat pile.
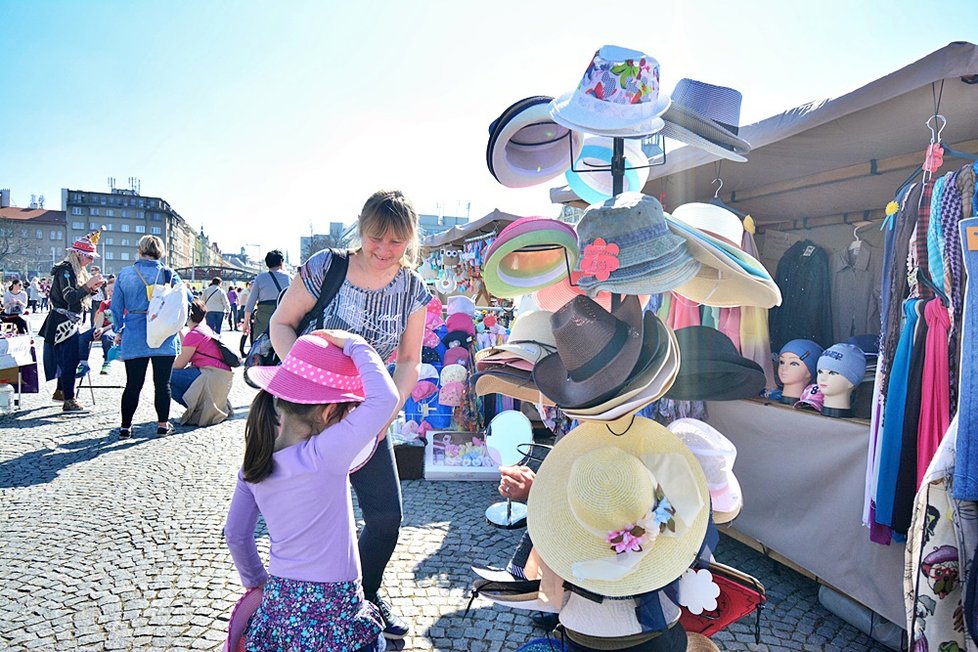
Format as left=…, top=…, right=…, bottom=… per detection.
left=469, top=45, right=774, bottom=650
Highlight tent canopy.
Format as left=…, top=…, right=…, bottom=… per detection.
left=641, top=41, right=978, bottom=225
left=421, top=208, right=523, bottom=250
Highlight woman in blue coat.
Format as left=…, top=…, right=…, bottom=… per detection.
left=111, top=235, right=191, bottom=439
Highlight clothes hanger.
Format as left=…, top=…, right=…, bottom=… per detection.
left=848, top=223, right=865, bottom=254
left=708, top=162, right=748, bottom=219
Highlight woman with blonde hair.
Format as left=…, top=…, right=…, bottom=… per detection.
left=269, top=189, right=430, bottom=640
left=39, top=232, right=106, bottom=412
left=111, top=235, right=191, bottom=439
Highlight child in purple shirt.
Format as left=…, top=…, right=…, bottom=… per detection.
left=225, top=330, right=398, bottom=651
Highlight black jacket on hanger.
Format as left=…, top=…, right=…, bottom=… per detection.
left=769, top=239, right=833, bottom=351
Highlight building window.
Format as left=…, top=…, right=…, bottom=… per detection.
left=50, top=230, right=58, bottom=240
left=72, top=221, right=84, bottom=229
left=100, top=196, right=107, bottom=205
left=89, top=222, right=98, bottom=229
left=104, top=223, right=112, bottom=231
left=106, top=251, right=115, bottom=260
left=20, top=228, right=28, bottom=238
left=106, top=209, right=114, bottom=217
left=71, top=207, right=83, bottom=216
left=35, top=229, right=43, bottom=240
left=106, top=237, right=114, bottom=245
left=120, top=252, right=130, bottom=261
left=72, top=193, right=81, bottom=202
left=137, top=210, right=144, bottom=219
left=151, top=212, right=162, bottom=221
left=135, top=225, right=146, bottom=233
left=90, top=207, right=99, bottom=216
left=121, top=238, right=130, bottom=246
left=121, top=210, right=129, bottom=218
left=121, top=224, right=130, bottom=232
left=137, top=199, right=145, bottom=207
left=151, top=227, right=162, bottom=235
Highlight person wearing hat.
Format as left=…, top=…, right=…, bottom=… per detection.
left=39, top=231, right=106, bottom=413
left=226, top=329, right=398, bottom=652
left=816, top=343, right=867, bottom=417
left=777, top=339, right=823, bottom=404
left=269, top=189, right=432, bottom=639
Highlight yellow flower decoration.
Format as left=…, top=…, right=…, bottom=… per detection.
left=885, top=201, right=899, bottom=217
left=743, top=215, right=756, bottom=235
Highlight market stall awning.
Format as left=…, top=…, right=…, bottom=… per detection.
left=639, top=41, right=978, bottom=226
left=421, top=209, right=523, bottom=250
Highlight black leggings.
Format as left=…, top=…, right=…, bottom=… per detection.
left=121, top=356, right=175, bottom=427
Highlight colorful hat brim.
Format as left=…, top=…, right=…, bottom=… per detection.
left=487, top=96, right=584, bottom=189
left=565, top=138, right=649, bottom=204
left=527, top=417, right=710, bottom=597
left=550, top=90, right=671, bottom=137
left=484, top=229, right=579, bottom=299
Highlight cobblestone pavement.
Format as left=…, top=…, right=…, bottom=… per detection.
left=0, top=316, right=895, bottom=651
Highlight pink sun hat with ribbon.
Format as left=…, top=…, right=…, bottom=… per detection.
left=246, top=333, right=365, bottom=404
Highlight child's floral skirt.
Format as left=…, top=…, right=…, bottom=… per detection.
left=241, top=576, right=384, bottom=651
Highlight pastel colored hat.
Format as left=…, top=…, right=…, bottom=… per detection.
left=667, top=418, right=743, bottom=524
left=224, top=587, right=263, bottom=652
left=665, top=215, right=782, bottom=309
left=659, top=79, right=751, bottom=162
left=246, top=333, right=365, bottom=404
left=532, top=295, right=645, bottom=409
left=794, top=383, right=824, bottom=411
left=477, top=309, right=556, bottom=368
left=440, top=363, right=468, bottom=385
left=438, top=380, right=466, bottom=407
left=550, top=45, right=671, bottom=137
left=527, top=417, right=710, bottom=597
left=779, top=339, right=824, bottom=381
left=418, top=363, right=440, bottom=382
left=447, top=294, right=476, bottom=317
left=817, top=343, right=867, bottom=386
left=483, top=217, right=580, bottom=299
left=671, top=202, right=745, bottom=248
left=575, top=192, right=700, bottom=296
left=473, top=368, right=556, bottom=407
left=443, top=345, right=470, bottom=368
left=67, top=230, right=101, bottom=258
left=426, top=296, right=443, bottom=316
left=665, top=327, right=765, bottom=401
left=411, top=379, right=438, bottom=402
left=560, top=315, right=679, bottom=422
left=425, top=311, right=445, bottom=332
left=565, top=136, right=649, bottom=205
left=533, top=271, right=651, bottom=313
left=487, top=96, right=585, bottom=188
left=445, top=312, right=475, bottom=337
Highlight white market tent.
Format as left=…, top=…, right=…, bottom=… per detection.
left=642, top=41, right=978, bottom=228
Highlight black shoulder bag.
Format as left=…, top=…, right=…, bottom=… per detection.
left=244, top=249, right=350, bottom=387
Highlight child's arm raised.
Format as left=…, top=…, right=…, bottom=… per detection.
left=224, top=473, right=269, bottom=588
left=312, top=332, right=399, bottom=471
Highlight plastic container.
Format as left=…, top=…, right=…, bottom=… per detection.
left=0, top=383, right=14, bottom=415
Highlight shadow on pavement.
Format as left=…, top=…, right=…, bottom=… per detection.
left=0, top=434, right=151, bottom=488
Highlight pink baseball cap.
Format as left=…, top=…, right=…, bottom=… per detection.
left=793, top=383, right=824, bottom=412
left=246, top=334, right=365, bottom=404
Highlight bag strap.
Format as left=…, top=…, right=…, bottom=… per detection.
left=298, top=249, right=349, bottom=333
left=269, top=272, right=283, bottom=293
left=203, top=287, right=218, bottom=302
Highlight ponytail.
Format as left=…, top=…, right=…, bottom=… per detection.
left=243, top=390, right=278, bottom=483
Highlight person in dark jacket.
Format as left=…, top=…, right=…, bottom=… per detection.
left=39, top=232, right=106, bottom=413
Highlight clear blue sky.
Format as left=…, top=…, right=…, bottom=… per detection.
left=1, top=0, right=975, bottom=261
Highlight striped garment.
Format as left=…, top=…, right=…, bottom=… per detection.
left=300, top=249, right=431, bottom=361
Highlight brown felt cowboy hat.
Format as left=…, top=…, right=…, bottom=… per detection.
left=532, top=295, right=644, bottom=409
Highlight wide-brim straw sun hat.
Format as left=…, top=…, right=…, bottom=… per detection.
left=473, top=368, right=556, bottom=407
left=574, top=192, right=701, bottom=297
left=671, top=202, right=745, bottom=248
left=532, top=295, right=644, bottom=409
left=686, top=633, right=721, bottom=652
left=659, top=78, right=750, bottom=163
left=484, top=217, right=580, bottom=299
left=246, top=334, right=365, bottom=404
left=487, top=96, right=585, bottom=189
left=561, top=317, right=680, bottom=422
left=550, top=45, right=671, bottom=137
left=664, top=215, right=782, bottom=308
left=527, top=416, right=710, bottom=597
left=565, top=136, right=649, bottom=204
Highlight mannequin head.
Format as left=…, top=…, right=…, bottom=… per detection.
left=777, top=339, right=823, bottom=399
left=816, top=344, right=867, bottom=413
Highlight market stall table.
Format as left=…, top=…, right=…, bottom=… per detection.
left=706, top=398, right=905, bottom=627
left=0, top=334, right=40, bottom=409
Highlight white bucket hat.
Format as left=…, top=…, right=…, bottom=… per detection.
left=550, top=45, right=671, bottom=137
left=487, top=96, right=585, bottom=188
left=667, top=418, right=743, bottom=524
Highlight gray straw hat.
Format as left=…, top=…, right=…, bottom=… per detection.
left=659, top=79, right=751, bottom=162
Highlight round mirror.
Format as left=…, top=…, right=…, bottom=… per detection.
left=485, top=410, right=533, bottom=467
left=485, top=500, right=528, bottom=530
